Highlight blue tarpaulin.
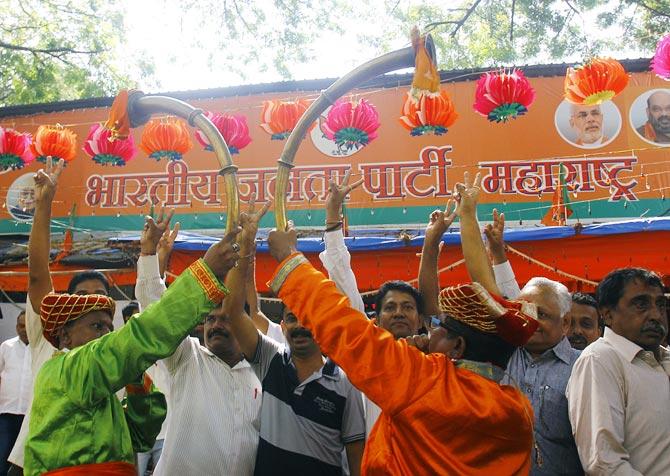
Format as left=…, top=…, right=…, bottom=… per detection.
left=109, top=217, right=670, bottom=253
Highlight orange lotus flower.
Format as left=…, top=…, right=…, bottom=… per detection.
left=139, top=118, right=193, bottom=161
left=399, top=90, right=458, bottom=136
left=30, top=125, right=77, bottom=163
left=260, top=99, right=312, bottom=140
left=564, top=58, right=629, bottom=105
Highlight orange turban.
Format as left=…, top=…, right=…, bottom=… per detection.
left=40, top=293, right=115, bottom=347
left=438, top=282, right=538, bottom=347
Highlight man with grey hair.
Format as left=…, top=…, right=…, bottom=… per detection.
left=479, top=208, right=583, bottom=475
left=569, top=104, right=608, bottom=147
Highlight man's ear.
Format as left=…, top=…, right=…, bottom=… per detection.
left=600, top=306, right=613, bottom=327
left=57, top=327, right=69, bottom=349
left=452, top=335, right=466, bottom=359
left=280, top=320, right=287, bottom=335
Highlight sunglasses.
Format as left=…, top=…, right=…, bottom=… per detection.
left=428, top=315, right=449, bottom=331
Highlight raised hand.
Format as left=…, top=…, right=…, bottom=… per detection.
left=454, top=171, right=481, bottom=217
left=424, top=199, right=457, bottom=247
left=157, top=221, right=180, bottom=277
left=325, top=169, right=364, bottom=224
left=484, top=208, right=507, bottom=264
left=203, top=227, right=242, bottom=280
left=33, top=156, right=65, bottom=204
left=140, top=206, right=175, bottom=256
left=267, top=223, right=298, bottom=263
left=239, top=196, right=272, bottom=251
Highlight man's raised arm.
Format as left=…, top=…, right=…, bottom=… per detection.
left=456, top=172, right=500, bottom=296
left=318, top=170, right=365, bottom=313
left=418, top=202, right=456, bottom=316
left=225, top=201, right=271, bottom=361
left=28, top=157, right=64, bottom=314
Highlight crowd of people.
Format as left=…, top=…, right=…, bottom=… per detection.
left=0, top=157, right=668, bottom=475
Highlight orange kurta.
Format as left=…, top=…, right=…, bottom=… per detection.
left=271, top=257, right=534, bottom=475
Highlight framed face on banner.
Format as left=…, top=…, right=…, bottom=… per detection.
left=629, top=89, right=670, bottom=146
left=554, top=99, right=621, bottom=149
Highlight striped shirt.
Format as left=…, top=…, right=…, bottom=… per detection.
left=136, top=254, right=262, bottom=476
left=251, top=334, right=365, bottom=476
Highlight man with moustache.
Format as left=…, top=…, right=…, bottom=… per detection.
left=636, top=90, right=670, bottom=143
left=135, top=208, right=262, bottom=476
left=225, top=206, right=366, bottom=476
left=566, top=293, right=601, bottom=350
left=569, top=104, right=608, bottom=147
left=567, top=268, right=670, bottom=475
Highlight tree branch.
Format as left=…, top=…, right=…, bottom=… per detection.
left=451, top=0, right=482, bottom=37
left=0, top=41, right=102, bottom=56
left=628, top=0, right=670, bottom=18
left=510, top=0, right=516, bottom=41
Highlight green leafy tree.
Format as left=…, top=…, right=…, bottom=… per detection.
left=0, top=0, right=152, bottom=106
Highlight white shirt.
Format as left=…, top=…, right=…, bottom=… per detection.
left=145, top=362, right=169, bottom=441
left=8, top=301, right=58, bottom=467
left=492, top=260, right=522, bottom=299
left=266, top=320, right=287, bottom=346
left=319, top=229, right=383, bottom=437
left=566, top=327, right=670, bottom=476
left=0, top=336, right=32, bottom=415
left=136, top=254, right=262, bottom=476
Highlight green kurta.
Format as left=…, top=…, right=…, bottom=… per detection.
left=24, top=259, right=227, bottom=476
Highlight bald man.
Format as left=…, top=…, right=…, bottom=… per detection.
left=637, top=90, right=670, bottom=143
left=569, top=104, right=608, bottom=147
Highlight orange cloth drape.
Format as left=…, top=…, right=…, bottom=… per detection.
left=272, top=260, right=534, bottom=475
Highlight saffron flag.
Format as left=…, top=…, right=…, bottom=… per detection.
left=542, top=163, right=573, bottom=226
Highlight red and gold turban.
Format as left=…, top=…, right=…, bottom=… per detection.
left=40, top=293, right=115, bottom=347
left=438, top=283, right=538, bottom=347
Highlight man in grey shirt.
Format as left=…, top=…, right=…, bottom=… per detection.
left=504, top=277, right=582, bottom=475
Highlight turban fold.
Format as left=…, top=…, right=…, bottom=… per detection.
left=438, top=283, right=538, bottom=347
left=40, top=293, right=115, bottom=347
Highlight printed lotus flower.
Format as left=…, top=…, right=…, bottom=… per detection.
left=30, top=125, right=77, bottom=164
left=320, top=99, right=380, bottom=151
left=564, top=57, right=629, bottom=105
left=260, top=99, right=312, bottom=140
left=652, top=34, right=670, bottom=80
left=83, top=124, right=137, bottom=166
left=399, top=90, right=458, bottom=136
left=0, top=127, right=34, bottom=171
left=473, top=70, right=536, bottom=123
left=195, top=111, right=251, bottom=154
left=139, top=118, right=192, bottom=161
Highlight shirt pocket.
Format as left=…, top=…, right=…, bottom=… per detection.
left=538, top=385, right=573, bottom=444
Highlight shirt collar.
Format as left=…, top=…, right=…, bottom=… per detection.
left=455, top=359, right=505, bottom=383
left=603, top=327, right=644, bottom=363
left=550, top=336, right=577, bottom=364
left=282, top=349, right=340, bottom=381
left=201, top=345, right=250, bottom=369
left=522, top=336, right=575, bottom=365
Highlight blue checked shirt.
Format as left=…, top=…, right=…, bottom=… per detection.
left=504, top=337, right=583, bottom=476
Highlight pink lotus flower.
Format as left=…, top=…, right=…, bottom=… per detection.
left=83, top=124, right=137, bottom=166
left=195, top=111, right=251, bottom=154
left=652, top=34, right=670, bottom=80
left=473, top=70, right=536, bottom=123
left=0, top=127, right=34, bottom=170
left=321, top=99, right=380, bottom=151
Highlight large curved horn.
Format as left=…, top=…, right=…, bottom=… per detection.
left=274, top=35, right=435, bottom=230
left=125, top=92, right=240, bottom=231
